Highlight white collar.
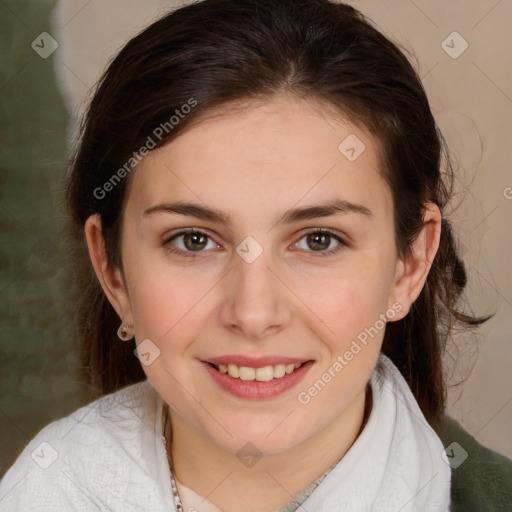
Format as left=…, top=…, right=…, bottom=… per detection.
left=299, top=353, right=451, bottom=511
left=157, top=353, right=451, bottom=511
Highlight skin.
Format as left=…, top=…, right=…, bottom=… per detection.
left=86, top=93, right=441, bottom=512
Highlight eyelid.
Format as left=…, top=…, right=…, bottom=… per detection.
left=164, top=227, right=217, bottom=242
left=163, top=228, right=222, bottom=254
left=295, top=227, right=347, bottom=242
left=292, top=228, right=348, bottom=255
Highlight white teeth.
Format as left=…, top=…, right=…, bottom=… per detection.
left=214, top=362, right=304, bottom=381
left=285, top=364, right=295, bottom=374
left=227, top=364, right=239, bottom=378
left=239, top=367, right=256, bottom=380
left=255, top=366, right=274, bottom=381
left=273, top=364, right=286, bottom=378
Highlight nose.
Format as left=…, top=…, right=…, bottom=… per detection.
left=218, top=249, right=292, bottom=342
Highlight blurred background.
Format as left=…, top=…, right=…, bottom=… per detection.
left=1, top=0, right=511, bottom=477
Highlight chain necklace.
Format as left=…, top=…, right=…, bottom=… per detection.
left=161, top=405, right=184, bottom=511
left=160, top=383, right=371, bottom=512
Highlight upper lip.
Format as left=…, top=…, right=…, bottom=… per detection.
left=203, top=355, right=312, bottom=367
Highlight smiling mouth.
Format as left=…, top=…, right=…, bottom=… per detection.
left=208, top=362, right=305, bottom=381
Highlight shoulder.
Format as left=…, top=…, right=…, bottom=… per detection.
left=431, top=415, right=512, bottom=512
left=0, top=380, right=172, bottom=511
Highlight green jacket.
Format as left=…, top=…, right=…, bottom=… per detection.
left=432, top=416, right=512, bottom=511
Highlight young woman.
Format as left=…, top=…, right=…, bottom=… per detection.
left=1, top=0, right=511, bottom=511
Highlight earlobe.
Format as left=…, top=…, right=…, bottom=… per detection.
left=388, top=203, right=442, bottom=321
left=84, top=214, right=134, bottom=328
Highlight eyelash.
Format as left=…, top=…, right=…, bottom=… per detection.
left=163, top=228, right=348, bottom=258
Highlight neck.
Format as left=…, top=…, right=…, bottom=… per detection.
left=163, top=385, right=372, bottom=512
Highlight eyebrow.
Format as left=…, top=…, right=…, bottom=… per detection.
left=143, top=198, right=372, bottom=224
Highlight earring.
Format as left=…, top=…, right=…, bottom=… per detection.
left=117, top=324, right=134, bottom=341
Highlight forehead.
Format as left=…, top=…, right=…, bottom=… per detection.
left=127, top=94, right=392, bottom=222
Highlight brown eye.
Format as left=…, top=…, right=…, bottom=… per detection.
left=294, top=230, right=346, bottom=255
left=183, top=232, right=208, bottom=251
left=307, top=232, right=331, bottom=251
left=166, top=230, right=218, bottom=254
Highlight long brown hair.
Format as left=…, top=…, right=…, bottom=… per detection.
left=66, top=0, right=489, bottom=422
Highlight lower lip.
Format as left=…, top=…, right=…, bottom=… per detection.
left=200, top=361, right=314, bottom=399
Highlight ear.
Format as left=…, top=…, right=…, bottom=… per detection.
left=84, top=214, right=134, bottom=328
left=387, top=203, right=442, bottom=321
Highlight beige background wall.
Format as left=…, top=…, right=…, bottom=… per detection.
left=52, top=0, right=512, bottom=457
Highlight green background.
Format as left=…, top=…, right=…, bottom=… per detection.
left=0, top=0, right=83, bottom=477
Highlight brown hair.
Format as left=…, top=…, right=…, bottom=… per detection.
left=66, top=0, right=489, bottom=422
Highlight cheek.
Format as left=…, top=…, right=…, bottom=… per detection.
left=310, top=288, right=387, bottom=375
left=292, top=257, right=395, bottom=345
left=295, top=273, right=389, bottom=413
left=130, top=270, right=213, bottom=342
left=126, top=267, right=215, bottom=406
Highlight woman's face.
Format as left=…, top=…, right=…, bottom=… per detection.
left=111, top=94, right=410, bottom=455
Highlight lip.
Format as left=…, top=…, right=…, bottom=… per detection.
left=203, top=355, right=310, bottom=367
left=201, top=359, right=314, bottom=399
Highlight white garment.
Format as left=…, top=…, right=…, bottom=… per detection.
left=0, top=354, right=451, bottom=511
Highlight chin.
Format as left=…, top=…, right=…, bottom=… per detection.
left=206, top=419, right=307, bottom=457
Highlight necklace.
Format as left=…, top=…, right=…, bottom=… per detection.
left=160, top=383, right=372, bottom=512
left=161, top=405, right=184, bottom=511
